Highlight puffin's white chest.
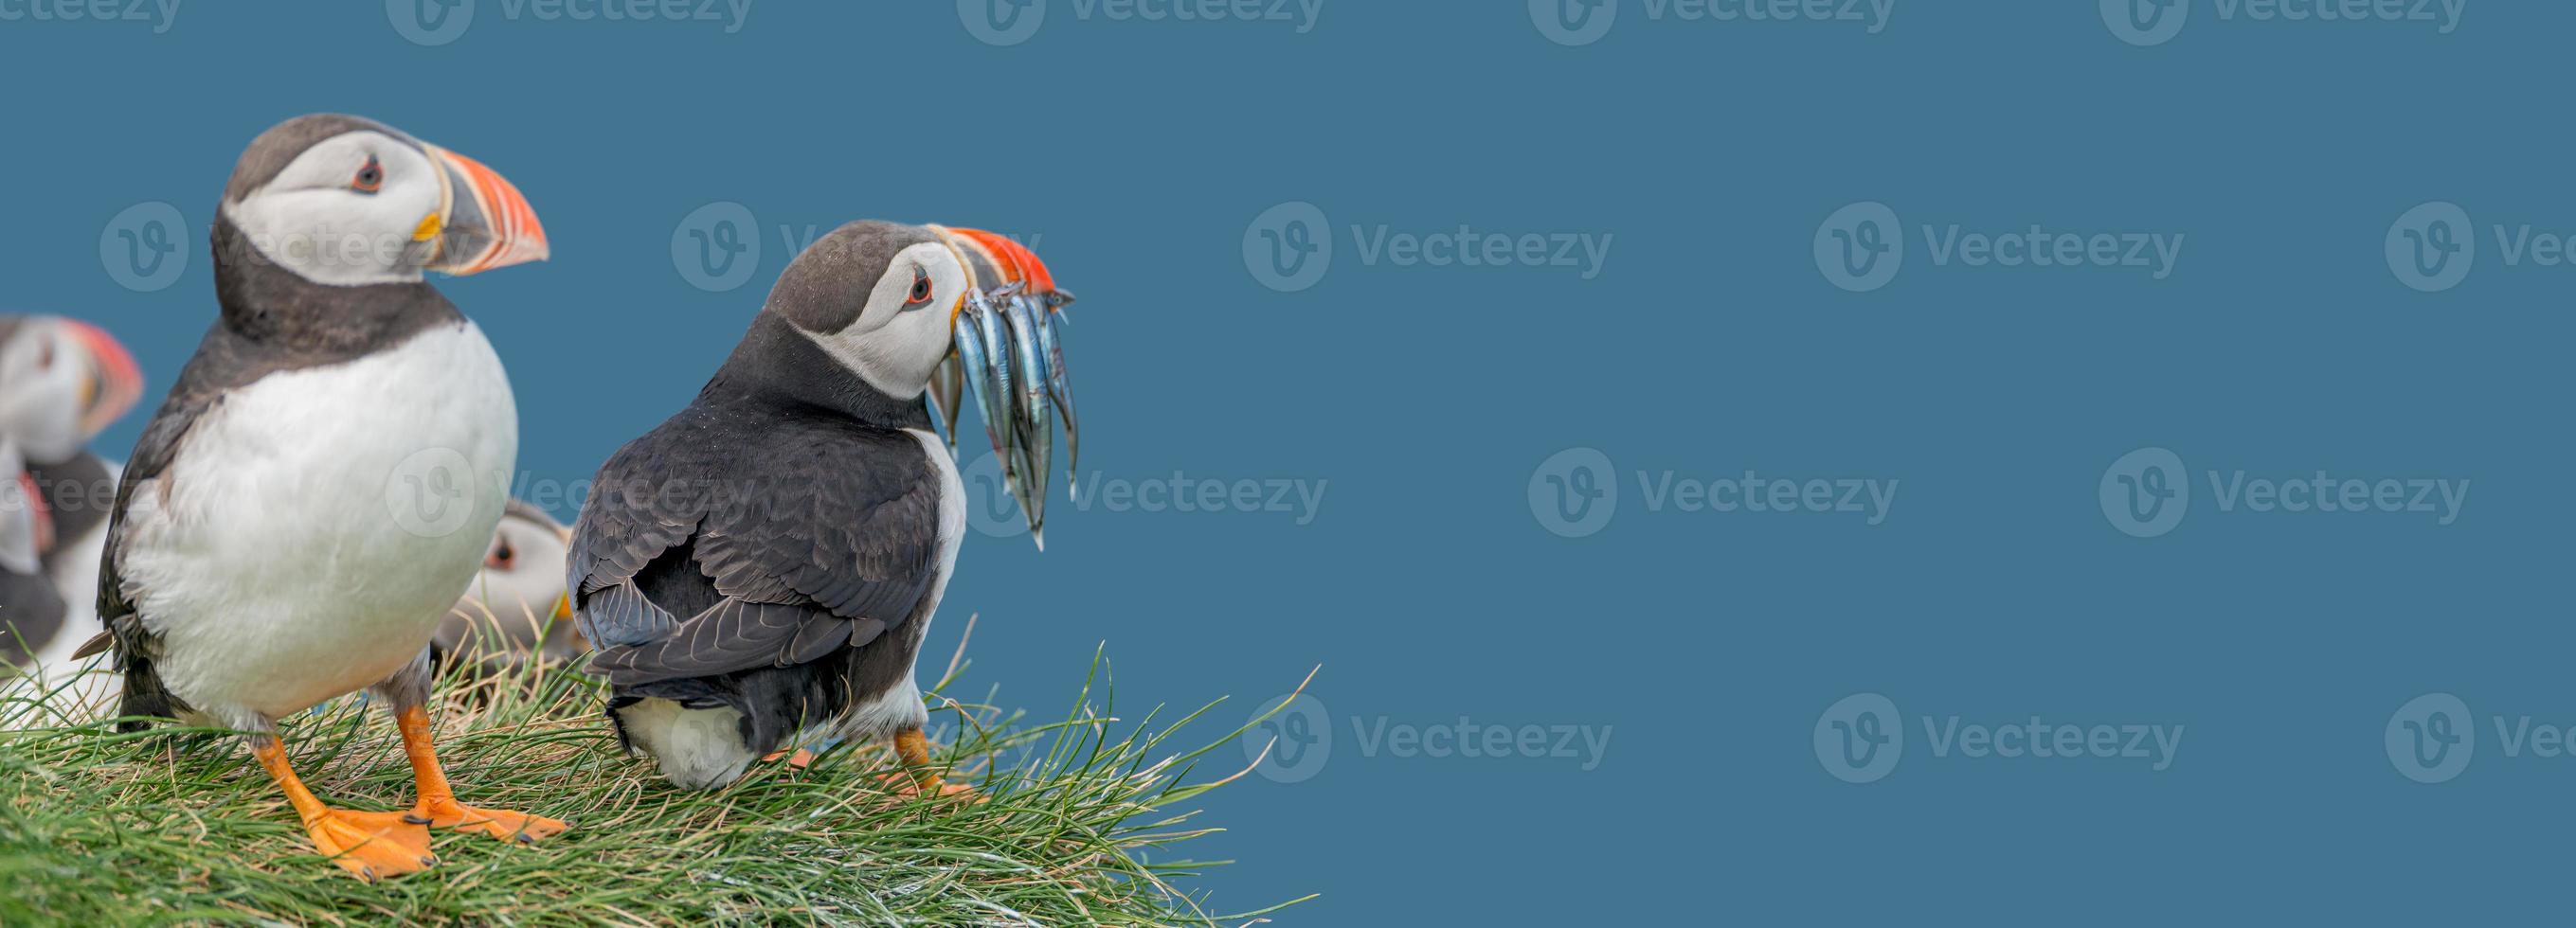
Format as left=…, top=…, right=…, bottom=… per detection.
left=124, top=322, right=516, bottom=722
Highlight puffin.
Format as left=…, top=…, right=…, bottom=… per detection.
left=436, top=498, right=585, bottom=680
left=0, top=315, right=144, bottom=687
left=568, top=221, right=1077, bottom=792
left=74, top=114, right=567, bottom=880
left=2, top=436, right=69, bottom=676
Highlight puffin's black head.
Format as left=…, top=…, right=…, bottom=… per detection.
left=765, top=221, right=974, bottom=402
left=218, top=113, right=548, bottom=287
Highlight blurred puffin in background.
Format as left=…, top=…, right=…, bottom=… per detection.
left=0, top=314, right=143, bottom=689
left=2, top=436, right=69, bottom=678
left=570, top=221, right=1080, bottom=792
left=437, top=499, right=584, bottom=681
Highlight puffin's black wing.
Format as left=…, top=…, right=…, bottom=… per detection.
left=1, top=569, right=66, bottom=671
left=570, top=411, right=946, bottom=686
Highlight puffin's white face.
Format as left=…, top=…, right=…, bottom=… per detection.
left=224, top=131, right=446, bottom=287
left=475, top=510, right=572, bottom=616
left=0, top=325, right=87, bottom=462
left=804, top=240, right=973, bottom=399
left=0, top=317, right=141, bottom=465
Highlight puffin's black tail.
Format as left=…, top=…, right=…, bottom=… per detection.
left=68, top=630, right=173, bottom=732
left=113, top=653, right=177, bottom=733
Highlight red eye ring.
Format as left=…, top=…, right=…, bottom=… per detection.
left=904, top=266, right=934, bottom=306
left=351, top=156, right=383, bottom=193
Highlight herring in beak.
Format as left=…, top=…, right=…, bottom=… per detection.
left=421, top=144, right=549, bottom=276
left=938, top=226, right=1080, bottom=549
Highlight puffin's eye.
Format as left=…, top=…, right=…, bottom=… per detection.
left=904, top=266, right=934, bottom=308
left=352, top=156, right=384, bottom=193
left=486, top=540, right=515, bottom=570
left=36, top=339, right=54, bottom=370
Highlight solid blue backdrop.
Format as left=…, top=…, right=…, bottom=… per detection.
left=2, top=1, right=2564, bottom=922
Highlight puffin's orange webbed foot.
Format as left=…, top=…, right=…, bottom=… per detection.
left=885, top=726, right=983, bottom=802
left=304, top=808, right=437, bottom=882
left=880, top=772, right=983, bottom=801
left=390, top=706, right=571, bottom=845
left=408, top=798, right=571, bottom=844
left=763, top=748, right=819, bottom=769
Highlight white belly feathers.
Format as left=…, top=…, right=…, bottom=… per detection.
left=117, top=322, right=517, bottom=723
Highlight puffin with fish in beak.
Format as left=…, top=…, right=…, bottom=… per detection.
left=0, top=314, right=144, bottom=684
left=75, top=114, right=566, bottom=880
left=568, top=221, right=1080, bottom=792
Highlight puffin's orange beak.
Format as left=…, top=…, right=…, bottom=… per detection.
left=939, top=226, right=1066, bottom=308
left=61, top=319, right=142, bottom=439
left=422, top=144, right=549, bottom=276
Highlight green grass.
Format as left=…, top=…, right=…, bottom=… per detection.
left=0, top=622, right=1308, bottom=925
